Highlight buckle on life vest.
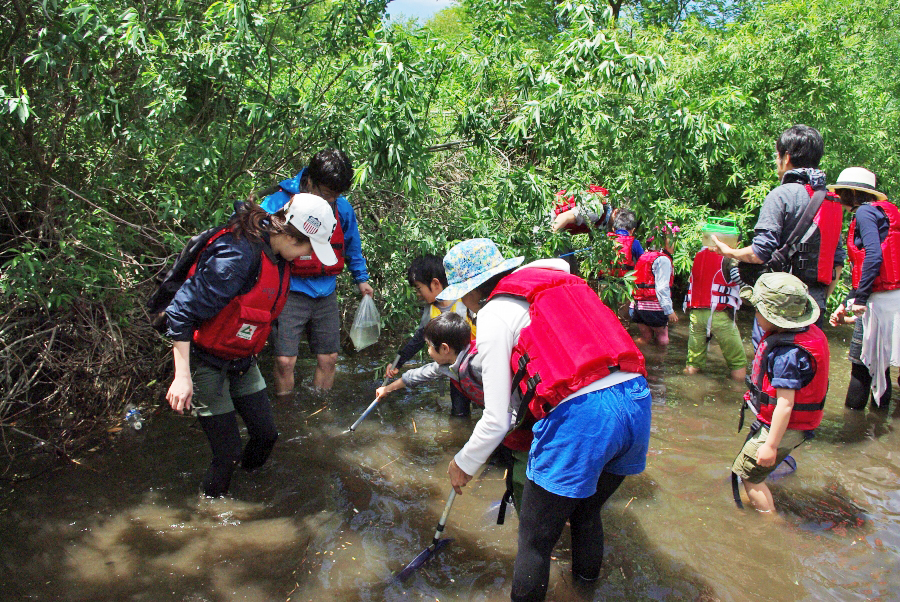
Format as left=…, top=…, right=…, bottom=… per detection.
left=511, top=354, right=530, bottom=395
left=731, top=420, right=765, bottom=508
left=514, top=374, right=542, bottom=427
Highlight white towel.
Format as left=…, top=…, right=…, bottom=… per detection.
left=859, top=288, right=900, bottom=403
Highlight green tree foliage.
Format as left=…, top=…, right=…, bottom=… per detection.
left=1, top=0, right=899, bottom=450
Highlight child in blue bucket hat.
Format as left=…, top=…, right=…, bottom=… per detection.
left=439, top=238, right=652, bottom=602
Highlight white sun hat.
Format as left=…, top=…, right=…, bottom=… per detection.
left=827, top=167, right=887, bottom=201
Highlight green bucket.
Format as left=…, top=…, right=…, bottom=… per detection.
left=701, top=217, right=739, bottom=248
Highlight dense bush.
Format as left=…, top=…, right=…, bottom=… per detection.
left=1, top=0, right=898, bottom=457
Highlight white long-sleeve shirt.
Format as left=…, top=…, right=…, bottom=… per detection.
left=453, top=259, right=560, bottom=476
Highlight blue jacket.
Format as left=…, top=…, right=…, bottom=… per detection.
left=260, top=168, right=369, bottom=298
left=166, top=231, right=268, bottom=342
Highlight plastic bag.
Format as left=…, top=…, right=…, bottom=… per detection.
left=349, top=295, right=380, bottom=350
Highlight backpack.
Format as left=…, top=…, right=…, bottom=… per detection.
left=146, top=225, right=226, bottom=333
left=738, top=189, right=827, bottom=285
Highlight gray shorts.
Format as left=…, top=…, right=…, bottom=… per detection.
left=271, top=291, right=341, bottom=357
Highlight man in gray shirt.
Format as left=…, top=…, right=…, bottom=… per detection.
left=713, top=124, right=844, bottom=325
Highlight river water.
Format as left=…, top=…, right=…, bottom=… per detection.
left=1, top=317, right=898, bottom=601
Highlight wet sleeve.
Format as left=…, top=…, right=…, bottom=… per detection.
left=768, top=346, right=814, bottom=390
left=401, top=362, right=443, bottom=388
left=454, top=299, right=519, bottom=476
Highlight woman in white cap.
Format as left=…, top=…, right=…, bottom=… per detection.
left=165, top=194, right=338, bottom=497
left=828, top=168, right=900, bottom=410
left=438, top=238, right=652, bottom=602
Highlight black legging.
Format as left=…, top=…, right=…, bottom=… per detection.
left=197, top=389, right=278, bottom=497
left=845, top=362, right=891, bottom=411
left=511, top=472, right=626, bottom=602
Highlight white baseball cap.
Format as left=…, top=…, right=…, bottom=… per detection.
left=284, top=193, right=339, bottom=266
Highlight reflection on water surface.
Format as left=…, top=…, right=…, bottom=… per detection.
left=2, top=317, right=898, bottom=601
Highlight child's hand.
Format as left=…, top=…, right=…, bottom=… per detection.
left=384, top=364, right=399, bottom=379
left=375, top=386, right=388, bottom=400
left=667, top=312, right=679, bottom=324
left=756, top=443, right=777, bottom=467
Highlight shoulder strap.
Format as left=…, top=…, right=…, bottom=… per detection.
left=768, top=189, right=827, bottom=267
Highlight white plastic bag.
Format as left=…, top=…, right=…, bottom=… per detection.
left=349, top=295, right=380, bottom=350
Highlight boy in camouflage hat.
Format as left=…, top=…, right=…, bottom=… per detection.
left=731, top=272, right=830, bottom=513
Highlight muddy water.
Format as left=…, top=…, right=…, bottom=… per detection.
left=2, top=316, right=899, bottom=601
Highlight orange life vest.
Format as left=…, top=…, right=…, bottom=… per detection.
left=684, top=248, right=740, bottom=311
left=488, top=268, right=646, bottom=451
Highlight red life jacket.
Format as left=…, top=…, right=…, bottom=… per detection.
left=847, top=200, right=900, bottom=293
left=488, top=268, right=646, bottom=451
left=684, top=248, right=740, bottom=311
left=749, top=326, right=829, bottom=431
left=189, top=229, right=291, bottom=360
left=608, top=233, right=636, bottom=277
left=791, top=184, right=843, bottom=286
left=552, top=190, right=591, bottom=234
left=633, top=251, right=673, bottom=302
left=288, top=199, right=345, bottom=277
left=449, top=343, right=484, bottom=407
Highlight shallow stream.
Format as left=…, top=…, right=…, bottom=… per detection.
left=2, top=316, right=898, bottom=601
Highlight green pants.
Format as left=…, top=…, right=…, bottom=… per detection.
left=191, top=361, right=267, bottom=417
left=685, top=309, right=747, bottom=371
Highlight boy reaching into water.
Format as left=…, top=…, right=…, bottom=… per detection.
left=377, top=312, right=482, bottom=408
left=732, top=273, right=829, bottom=514
left=384, top=255, right=476, bottom=416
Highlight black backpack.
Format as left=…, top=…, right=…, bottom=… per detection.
left=146, top=225, right=226, bottom=333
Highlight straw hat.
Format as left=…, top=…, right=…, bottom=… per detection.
left=739, top=272, right=819, bottom=329
left=827, top=167, right=887, bottom=201
left=436, top=239, right=524, bottom=301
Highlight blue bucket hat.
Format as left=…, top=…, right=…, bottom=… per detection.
left=436, top=239, right=524, bottom=301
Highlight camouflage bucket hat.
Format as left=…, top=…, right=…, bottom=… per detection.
left=739, top=272, right=820, bottom=329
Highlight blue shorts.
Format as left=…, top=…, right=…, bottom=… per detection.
left=527, top=376, right=653, bottom=498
